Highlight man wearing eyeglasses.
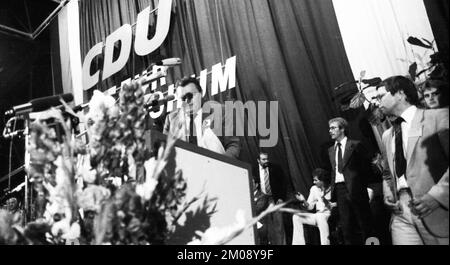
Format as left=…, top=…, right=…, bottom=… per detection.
left=327, top=117, right=374, bottom=245
left=375, top=75, right=448, bottom=245
left=163, top=76, right=240, bottom=159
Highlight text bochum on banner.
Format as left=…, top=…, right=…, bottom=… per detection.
left=80, top=0, right=278, bottom=148
left=81, top=0, right=236, bottom=107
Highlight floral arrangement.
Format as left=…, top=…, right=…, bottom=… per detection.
left=0, top=80, right=189, bottom=245
left=0, top=80, right=297, bottom=245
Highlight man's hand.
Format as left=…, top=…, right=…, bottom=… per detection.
left=329, top=202, right=337, bottom=209
left=367, top=187, right=374, bottom=202
left=412, top=194, right=440, bottom=218
left=295, top=192, right=305, bottom=202
left=384, top=196, right=402, bottom=214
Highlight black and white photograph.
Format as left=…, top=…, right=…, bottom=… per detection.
left=0, top=0, right=448, bottom=250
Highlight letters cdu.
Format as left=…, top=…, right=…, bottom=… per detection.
left=82, top=0, right=173, bottom=91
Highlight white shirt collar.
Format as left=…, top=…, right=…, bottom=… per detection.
left=184, top=108, right=203, bottom=119
left=400, top=105, right=417, bottom=125
left=335, top=136, right=348, bottom=147
left=259, top=164, right=270, bottom=173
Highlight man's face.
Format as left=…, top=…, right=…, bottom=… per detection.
left=329, top=121, right=344, bottom=141
left=179, top=83, right=202, bottom=115
left=258, top=154, right=269, bottom=168
left=423, top=87, right=441, bottom=109
left=6, top=198, right=18, bottom=211
left=375, top=86, right=399, bottom=115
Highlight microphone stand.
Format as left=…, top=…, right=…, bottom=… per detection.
left=2, top=114, right=31, bottom=223
left=23, top=114, right=31, bottom=224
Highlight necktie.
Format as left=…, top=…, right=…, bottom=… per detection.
left=188, top=114, right=197, bottom=145
left=393, top=117, right=406, bottom=179
left=336, top=142, right=343, bottom=173
left=263, top=168, right=272, bottom=195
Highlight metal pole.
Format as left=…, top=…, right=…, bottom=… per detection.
left=23, top=117, right=30, bottom=224
left=0, top=24, right=32, bottom=39
left=31, top=0, right=70, bottom=39
left=0, top=165, right=25, bottom=184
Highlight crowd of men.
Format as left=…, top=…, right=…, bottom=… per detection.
left=163, top=75, right=448, bottom=245
left=1, top=75, right=447, bottom=245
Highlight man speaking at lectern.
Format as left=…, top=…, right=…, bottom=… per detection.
left=163, top=77, right=240, bottom=159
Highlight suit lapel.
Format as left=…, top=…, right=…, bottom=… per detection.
left=202, top=112, right=211, bottom=133
left=342, top=140, right=355, bottom=168
left=268, top=166, right=278, bottom=192
left=385, top=128, right=395, bottom=177
left=172, top=112, right=183, bottom=137
left=329, top=146, right=336, bottom=171
left=406, top=109, right=424, bottom=166
left=268, top=166, right=274, bottom=184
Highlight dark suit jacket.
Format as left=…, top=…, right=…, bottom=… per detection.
left=328, top=139, right=371, bottom=202
left=163, top=102, right=241, bottom=159
left=253, top=163, right=294, bottom=203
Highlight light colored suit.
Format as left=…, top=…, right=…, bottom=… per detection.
left=382, top=108, right=449, bottom=243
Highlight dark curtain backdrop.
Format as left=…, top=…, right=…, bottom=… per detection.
left=423, top=0, right=449, bottom=70
left=78, top=0, right=373, bottom=195
left=0, top=21, right=60, bottom=193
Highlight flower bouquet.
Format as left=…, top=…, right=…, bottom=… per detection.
left=1, top=80, right=294, bottom=245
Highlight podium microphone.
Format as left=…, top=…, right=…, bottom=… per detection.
left=144, top=58, right=182, bottom=73
left=73, top=103, right=89, bottom=113
left=154, top=58, right=181, bottom=67
left=5, top=93, right=74, bottom=116
left=144, top=94, right=176, bottom=109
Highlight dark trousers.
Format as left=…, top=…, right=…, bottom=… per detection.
left=283, top=212, right=293, bottom=245
left=256, top=194, right=291, bottom=245
left=257, top=210, right=286, bottom=245
left=335, top=183, right=374, bottom=245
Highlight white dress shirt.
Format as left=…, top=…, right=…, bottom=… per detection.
left=391, top=105, right=417, bottom=190
left=183, top=109, right=225, bottom=154
left=259, top=165, right=272, bottom=195
left=307, top=186, right=332, bottom=213
left=183, top=109, right=203, bottom=141
left=334, top=136, right=347, bottom=183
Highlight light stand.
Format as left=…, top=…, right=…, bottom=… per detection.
left=2, top=114, right=31, bottom=223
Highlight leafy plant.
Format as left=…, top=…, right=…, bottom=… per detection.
left=406, top=36, right=447, bottom=82
left=0, top=81, right=191, bottom=245
left=334, top=70, right=382, bottom=112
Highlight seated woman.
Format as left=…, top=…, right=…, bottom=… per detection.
left=292, top=168, right=335, bottom=245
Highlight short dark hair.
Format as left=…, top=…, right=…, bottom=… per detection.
left=422, top=79, right=448, bottom=107
left=258, top=151, right=268, bottom=157
left=328, top=117, right=348, bottom=135
left=178, top=76, right=202, bottom=93
left=312, top=168, right=330, bottom=186
left=422, top=79, right=447, bottom=91
left=378, top=76, right=420, bottom=106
